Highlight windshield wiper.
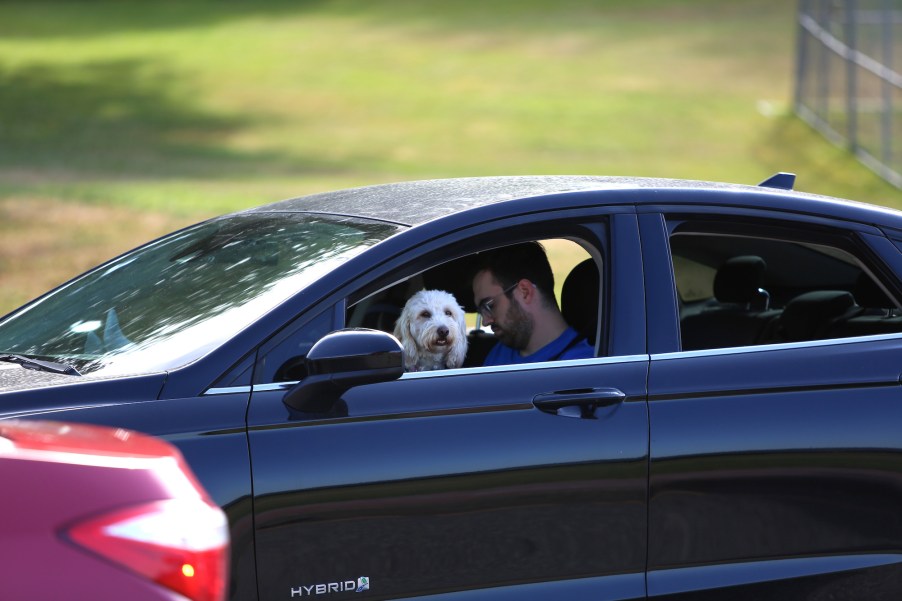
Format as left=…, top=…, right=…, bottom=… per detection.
left=0, top=354, right=82, bottom=376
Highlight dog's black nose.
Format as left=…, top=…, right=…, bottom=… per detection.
left=437, top=326, right=449, bottom=338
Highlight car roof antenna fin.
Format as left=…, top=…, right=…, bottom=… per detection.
left=757, top=172, right=796, bottom=190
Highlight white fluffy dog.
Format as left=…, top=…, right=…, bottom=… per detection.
left=393, top=289, right=468, bottom=372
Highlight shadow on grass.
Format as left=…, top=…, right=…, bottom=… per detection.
left=0, top=60, right=344, bottom=181
left=0, top=0, right=327, bottom=40
left=0, top=0, right=735, bottom=40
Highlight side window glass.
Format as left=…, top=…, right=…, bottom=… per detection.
left=346, top=238, right=600, bottom=369
left=670, top=226, right=901, bottom=351
left=258, top=308, right=335, bottom=383
left=211, top=352, right=255, bottom=389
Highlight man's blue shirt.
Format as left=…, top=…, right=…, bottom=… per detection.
left=482, top=327, right=593, bottom=366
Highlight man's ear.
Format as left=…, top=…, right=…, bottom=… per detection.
left=518, top=279, right=537, bottom=305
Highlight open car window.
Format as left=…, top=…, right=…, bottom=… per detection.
left=257, top=216, right=610, bottom=386
left=346, top=238, right=599, bottom=369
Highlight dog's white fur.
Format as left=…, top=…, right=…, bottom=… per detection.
left=393, top=289, right=468, bottom=372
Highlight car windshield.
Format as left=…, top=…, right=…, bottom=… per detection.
left=0, top=212, right=400, bottom=376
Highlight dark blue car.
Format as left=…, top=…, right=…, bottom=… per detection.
left=2, top=174, right=902, bottom=600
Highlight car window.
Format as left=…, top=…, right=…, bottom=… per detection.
left=669, top=221, right=902, bottom=351
left=0, top=213, right=399, bottom=376
left=346, top=237, right=599, bottom=369
left=255, top=217, right=608, bottom=386
left=259, top=308, right=335, bottom=384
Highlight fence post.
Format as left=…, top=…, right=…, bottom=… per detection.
left=881, top=0, right=893, bottom=167
left=845, top=0, right=858, bottom=153
left=816, top=0, right=830, bottom=120
left=795, top=0, right=809, bottom=112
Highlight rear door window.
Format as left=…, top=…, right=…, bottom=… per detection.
left=669, top=220, right=901, bottom=351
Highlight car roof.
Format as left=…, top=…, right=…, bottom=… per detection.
left=245, top=176, right=727, bottom=225
left=245, top=175, right=902, bottom=232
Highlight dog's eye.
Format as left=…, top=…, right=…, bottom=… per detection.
left=420, top=310, right=432, bottom=319
left=445, top=310, right=453, bottom=317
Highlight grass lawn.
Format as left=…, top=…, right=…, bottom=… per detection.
left=1, top=0, right=901, bottom=311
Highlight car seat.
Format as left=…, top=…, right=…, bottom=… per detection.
left=771, top=290, right=858, bottom=342
left=561, top=258, right=600, bottom=347
left=680, top=255, right=778, bottom=350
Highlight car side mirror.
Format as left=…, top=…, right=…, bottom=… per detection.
left=283, top=328, right=404, bottom=413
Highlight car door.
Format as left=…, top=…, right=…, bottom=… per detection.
left=247, top=211, right=650, bottom=601
left=640, top=208, right=902, bottom=600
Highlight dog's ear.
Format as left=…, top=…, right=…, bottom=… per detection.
left=392, top=310, right=406, bottom=342
left=447, top=336, right=467, bottom=369
left=393, top=310, right=419, bottom=371
left=446, top=306, right=469, bottom=369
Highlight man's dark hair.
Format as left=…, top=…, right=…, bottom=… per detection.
left=474, top=241, right=556, bottom=307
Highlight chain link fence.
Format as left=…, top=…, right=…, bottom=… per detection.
left=795, top=0, right=902, bottom=187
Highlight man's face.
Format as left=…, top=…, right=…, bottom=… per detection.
left=472, top=270, right=533, bottom=351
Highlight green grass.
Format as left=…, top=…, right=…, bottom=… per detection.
left=1, top=0, right=901, bottom=310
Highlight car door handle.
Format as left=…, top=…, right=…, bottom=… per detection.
left=532, top=387, right=626, bottom=418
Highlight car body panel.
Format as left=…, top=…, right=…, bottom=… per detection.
left=647, top=340, right=902, bottom=598
left=249, top=359, right=649, bottom=600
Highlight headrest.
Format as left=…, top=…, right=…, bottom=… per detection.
left=713, top=256, right=767, bottom=303
left=561, top=259, right=600, bottom=345
left=780, top=290, right=855, bottom=341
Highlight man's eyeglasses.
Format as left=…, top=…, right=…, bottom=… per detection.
left=476, top=283, right=518, bottom=319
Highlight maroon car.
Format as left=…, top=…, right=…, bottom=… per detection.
left=0, top=420, right=229, bottom=601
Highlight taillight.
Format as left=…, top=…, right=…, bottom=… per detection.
left=66, top=498, right=229, bottom=601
